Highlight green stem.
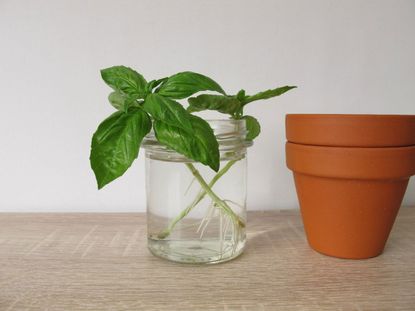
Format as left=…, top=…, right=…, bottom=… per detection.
left=157, top=160, right=242, bottom=239
left=185, top=163, right=245, bottom=227
left=191, top=160, right=238, bottom=207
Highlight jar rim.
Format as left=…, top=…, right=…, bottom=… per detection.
left=142, top=118, right=253, bottom=155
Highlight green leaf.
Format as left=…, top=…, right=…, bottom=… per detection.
left=158, top=71, right=226, bottom=99
left=108, top=91, right=139, bottom=112
left=142, top=93, right=193, bottom=132
left=243, top=86, right=297, bottom=104
left=90, top=109, right=152, bottom=189
left=154, top=115, right=220, bottom=171
left=187, top=94, right=242, bottom=115
left=101, top=66, right=148, bottom=99
left=147, top=77, right=168, bottom=93
left=236, top=89, right=246, bottom=101
left=243, top=115, right=261, bottom=140
left=108, top=92, right=126, bottom=111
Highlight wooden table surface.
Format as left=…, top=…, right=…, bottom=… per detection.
left=0, top=208, right=414, bottom=311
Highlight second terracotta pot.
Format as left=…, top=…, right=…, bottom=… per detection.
left=286, top=142, right=415, bottom=259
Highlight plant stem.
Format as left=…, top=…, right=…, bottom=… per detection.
left=156, top=160, right=242, bottom=239
left=185, top=163, right=245, bottom=227
left=190, top=159, right=238, bottom=207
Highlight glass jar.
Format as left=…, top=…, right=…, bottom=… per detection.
left=142, top=119, right=252, bottom=264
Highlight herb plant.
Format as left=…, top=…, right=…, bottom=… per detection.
left=90, top=66, right=295, bottom=239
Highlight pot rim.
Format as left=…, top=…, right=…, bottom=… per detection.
left=286, top=142, right=415, bottom=180
left=286, top=114, right=415, bottom=147
left=286, top=113, right=415, bottom=118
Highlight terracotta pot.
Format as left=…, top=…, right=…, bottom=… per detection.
left=286, top=114, right=415, bottom=147
left=286, top=142, right=415, bottom=259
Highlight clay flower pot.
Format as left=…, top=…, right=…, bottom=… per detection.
left=285, top=114, right=415, bottom=259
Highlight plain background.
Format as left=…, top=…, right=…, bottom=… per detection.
left=0, top=0, right=414, bottom=212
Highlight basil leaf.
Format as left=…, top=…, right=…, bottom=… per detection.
left=147, top=77, right=168, bottom=93
left=236, top=89, right=246, bottom=101
left=101, top=66, right=148, bottom=99
left=90, top=109, right=152, bottom=189
left=187, top=94, right=242, bottom=115
left=243, top=115, right=261, bottom=140
left=154, top=115, right=220, bottom=171
left=243, top=86, right=297, bottom=104
left=158, top=71, right=226, bottom=99
left=108, top=92, right=126, bottom=111
left=142, top=93, right=193, bottom=132
left=108, top=91, right=140, bottom=112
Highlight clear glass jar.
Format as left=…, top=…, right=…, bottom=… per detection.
left=142, top=119, right=252, bottom=264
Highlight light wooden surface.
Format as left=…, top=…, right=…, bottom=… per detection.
left=0, top=208, right=414, bottom=311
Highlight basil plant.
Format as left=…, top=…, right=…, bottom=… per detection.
left=90, top=66, right=296, bottom=190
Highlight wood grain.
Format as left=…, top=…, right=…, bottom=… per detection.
left=0, top=208, right=414, bottom=311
